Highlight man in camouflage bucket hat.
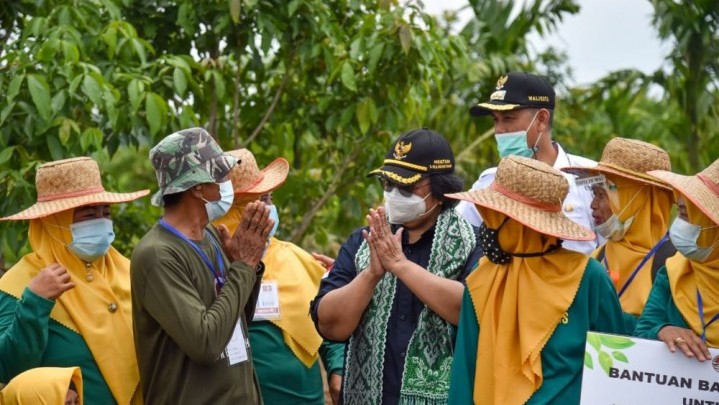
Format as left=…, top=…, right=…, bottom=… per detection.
left=131, top=127, right=273, bottom=404
left=149, top=127, right=238, bottom=206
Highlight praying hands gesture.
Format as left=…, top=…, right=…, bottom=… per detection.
left=217, top=201, right=273, bottom=268
left=364, top=206, right=408, bottom=274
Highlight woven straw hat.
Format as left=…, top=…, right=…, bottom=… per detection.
left=447, top=156, right=595, bottom=241
left=648, top=158, right=719, bottom=225
left=1, top=157, right=149, bottom=221
left=226, top=149, right=289, bottom=195
left=563, top=137, right=671, bottom=189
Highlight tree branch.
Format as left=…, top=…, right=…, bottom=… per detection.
left=455, top=126, right=494, bottom=162
left=241, top=49, right=295, bottom=147
left=288, top=140, right=362, bottom=243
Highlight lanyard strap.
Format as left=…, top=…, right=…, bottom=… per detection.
left=616, top=232, right=670, bottom=298
left=696, top=288, right=719, bottom=344
left=159, top=219, right=226, bottom=289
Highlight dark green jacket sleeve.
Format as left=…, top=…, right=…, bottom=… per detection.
left=319, top=340, right=345, bottom=376
left=0, top=288, right=55, bottom=382
left=634, top=267, right=685, bottom=339
left=448, top=288, right=478, bottom=404
left=141, top=258, right=258, bottom=364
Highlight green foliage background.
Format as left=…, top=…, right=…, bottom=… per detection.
left=1, top=0, right=717, bottom=267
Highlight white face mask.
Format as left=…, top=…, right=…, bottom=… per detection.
left=202, top=180, right=234, bottom=222
left=669, top=217, right=719, bottom=262
left=383, top=188, right=432, bottom=225
left=593, top=186, right=644, bottom=241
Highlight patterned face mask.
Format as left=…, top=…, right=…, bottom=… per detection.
left=479, top=217, right=563, bottom=264
left=479, top=220, right=512, bottom=264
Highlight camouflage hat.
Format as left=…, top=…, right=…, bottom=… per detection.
left=149, top=127, right=238, bottom=206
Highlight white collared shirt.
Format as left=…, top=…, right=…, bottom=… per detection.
left=456, top=143, right=602, bottom=255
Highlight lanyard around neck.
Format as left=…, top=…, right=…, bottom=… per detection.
left=159, top=219, right=226, bottom=290
left=615, top=232, right=670, bottom=298
left=696, top=288, right=719, bottom=344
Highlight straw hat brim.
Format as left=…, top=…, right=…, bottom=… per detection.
left=447, top=189, right=595, bottom=241
left=648, top=170, right=719, bottom=225
left=562, top=163, right=671, bottom=190
left=1, top=190, right=150, bottom=221
left=234, top=158, right=289, bottom=195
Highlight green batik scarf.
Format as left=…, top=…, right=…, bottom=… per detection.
left=343, top=208, right=477, bottom=405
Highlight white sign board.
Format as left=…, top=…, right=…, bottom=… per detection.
left=581, top=332, right=719, bottom=404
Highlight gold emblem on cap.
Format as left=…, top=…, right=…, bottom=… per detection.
left=496, top=75, right=508, bottom=89
left=393, top=141, right=412, bottom=160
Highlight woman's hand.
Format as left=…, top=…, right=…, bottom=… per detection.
left=657, top=325, right=711, bottom=361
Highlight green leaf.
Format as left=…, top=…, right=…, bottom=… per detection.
left=398, top=24, right=412, bottom=54
left=612, top=351, right=628, bottom=363
left=229, top=0, right=241, bottom=24
left=59, top=118, right=75, bottom=144
left=586, top=332, right=602, bottom=351
left=356, top=99, right=370, bottom=134
left=0, top=146, right=15, bottom=165
left=51, top=91, right=67, bottom=114
left=584, top=352, right=593, bottom=369
left=244, top=0, right=258, bottom=8
left=173, top=67, right=188, bottom=97
left=131, top=38, right=147, bottom=64
left=599, top=335, right=635, bottom=350
left=103, top=25, right=118, bottom=57
left=0, top=102, right=14, bottom=126
left=368, top=42, right=385, bottom=73
left=598, top=351, right=613, bottom=375
left=341, top=62, right=357, bottom=92
left=69, top=75, right=83, bottom=93
left=80, top=128, right=104, bottom=151
left=212, top=71, right=226, bottom=98
left=7, top=74, right=24, bottom=102
left=27, top=74, right=52, bottom=121
left=82, top=74, right=103, bottom=106
left=145, top=92, right=167, bottom=136
left=128, top=79, right=144, bottom=112
left=288, top=0, right=300, bottom=17
left=62, top=40, right=80, bottom=63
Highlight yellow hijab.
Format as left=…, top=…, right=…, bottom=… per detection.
left=213, top=204, right=325, bottom=367
left=598, top=175, right=673, bottom=315
left=0, top=210, right=141, bottom=404
left=0, top=366, right=83, bottom=405
left=666, top=199, right=719, bottom=346
left=468, top=209, right=588, bottom=405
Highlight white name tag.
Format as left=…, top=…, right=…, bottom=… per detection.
left=225, top=321, right=249, bottom=365
left=253, top=281, right=281, bottom=321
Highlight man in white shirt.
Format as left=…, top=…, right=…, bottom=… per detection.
left=456, top=72, right=601, bottom=254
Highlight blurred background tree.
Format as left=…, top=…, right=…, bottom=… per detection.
left=1, top=0, right=717, bottom=268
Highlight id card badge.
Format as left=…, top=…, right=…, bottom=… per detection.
left=253, top=280, right=281, bottom=321
left=225, top=320, right=249, bottom=366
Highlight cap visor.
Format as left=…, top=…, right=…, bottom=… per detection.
left=368, top=165, right=424, bottom=185
left=446, top=189, right=595, bottom=241
left=469, top=102, right=522, bottom=116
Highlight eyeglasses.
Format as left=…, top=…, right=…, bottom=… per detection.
left=380, top=179, right=430, bottom=197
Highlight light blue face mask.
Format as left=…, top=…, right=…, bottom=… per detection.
left=202, top=180, right=234, bottom=222
left=268, top=204, right=280, bottom=238
left=669, top=217, right=719, bottom=262
left=67, top=218, right=115, bottom=262
left=494, top=111, right=541, bottom=158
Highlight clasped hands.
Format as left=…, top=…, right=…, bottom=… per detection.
left=361, top=206, right=408, bottom=277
